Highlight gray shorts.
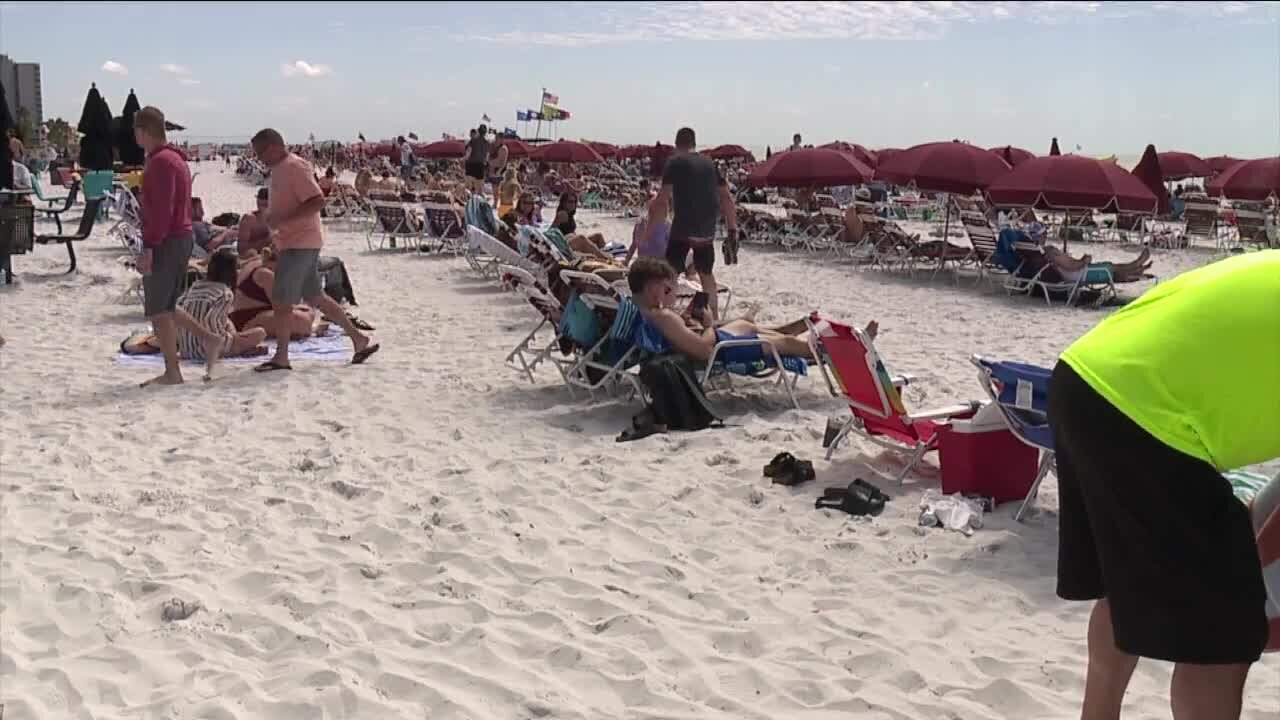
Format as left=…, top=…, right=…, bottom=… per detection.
left=143, top=233, right=194, bottom=317
left=272, top=249, right=323, bottom=305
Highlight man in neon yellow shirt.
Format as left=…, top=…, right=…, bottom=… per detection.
left=1050, top=250, right=1279, bottom=720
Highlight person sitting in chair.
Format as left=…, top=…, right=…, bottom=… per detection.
left=627, top=256, right=874, bottom=364
left=1043, top=245, right=1152, bottom=283
left=553, top=190, right=612, bottom=261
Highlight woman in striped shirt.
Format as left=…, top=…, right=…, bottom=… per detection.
left=178, top=248, right=268, bottom=366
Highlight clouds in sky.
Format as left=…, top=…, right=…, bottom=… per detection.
left=160, top=63, right=201, bottom=86
left=456, top=0, right=1279, bottom=46
left=101, top=60, right=128, bottom=75
left=281, top=60, right=333, bottom=78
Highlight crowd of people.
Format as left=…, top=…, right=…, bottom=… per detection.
left=128, top=107, right=378, bottom=384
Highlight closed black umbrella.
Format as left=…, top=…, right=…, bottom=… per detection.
left=115, top=88, right=144, bottom=166
left=0, top=79, right=14, bottom=190
left=77, top=83, right=114, bottom=170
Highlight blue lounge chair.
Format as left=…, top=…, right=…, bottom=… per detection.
left=971, top=356, right=1055, bottom=521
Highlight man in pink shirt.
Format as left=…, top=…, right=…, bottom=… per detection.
left=135, top=106, right=224, bottom=386
left=250, top=128, right=378, bottom=371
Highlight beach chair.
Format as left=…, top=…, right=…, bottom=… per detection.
left=970, top=357, right=1056, bottom=521
left=506, top=281, right=572, bottom=385
left=1110, top=213, right=1149, bottom=244
left=1011, top=256, right=1117, bottom=307
left=1232, top=202, right=1275, bottom=250
left=366, top=202, right=425, bottom=251
left=1182, top=196, right=1222, bottom=247
left=960, top=211, right=1008, bottom=284
left=465, top=226, right=541, bottom=282
left=562, top=272, right=806, bottom=407
left=34, top=197, right=104, bottom=273
left=809, top=318, right=980, bottom=480
left=30, top=179, right=80, bottom=235
left=422, top=202, right=464, bottom=254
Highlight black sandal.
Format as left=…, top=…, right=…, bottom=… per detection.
left=763, top=452, right=796, bottom=478
left=815, top=478, right=889, bottom=516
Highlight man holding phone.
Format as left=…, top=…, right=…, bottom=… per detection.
left=650, top=127, right=738, bottom=322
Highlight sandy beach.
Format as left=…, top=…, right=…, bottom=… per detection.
left=1, top=164, right=1277, bottom=720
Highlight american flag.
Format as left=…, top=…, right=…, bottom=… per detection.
left=542, top=91, right=559, bottom=105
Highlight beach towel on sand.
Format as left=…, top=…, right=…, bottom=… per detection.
left=116, top=326, right=354, bottom=366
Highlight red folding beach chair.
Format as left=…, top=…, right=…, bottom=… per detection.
left=808, top=318, right=981, bottom=482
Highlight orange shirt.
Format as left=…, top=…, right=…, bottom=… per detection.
left=269, top=153, right=324, bottom=250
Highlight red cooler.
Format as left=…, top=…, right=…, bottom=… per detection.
left=937, top=408, right=1040, bottom=504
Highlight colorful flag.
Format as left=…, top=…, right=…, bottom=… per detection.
left=558, top=109, right=571, bottom=120
left=542, top=91, right=559, bottom=105
left=516, top=110, right=527, bottom=121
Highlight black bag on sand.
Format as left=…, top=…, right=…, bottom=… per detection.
left=619, top=356, right=722, bottom=442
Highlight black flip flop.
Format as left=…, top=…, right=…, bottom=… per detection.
left=773, top=459, right=815, bottom=487
left=254, top=360, right=292, bottom=373
left=351, top=343, right=381, bottom=365
left=815, top=478, right=889, bottom=516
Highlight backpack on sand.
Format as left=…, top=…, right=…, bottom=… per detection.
left=619, top=356, right=722, bottom=441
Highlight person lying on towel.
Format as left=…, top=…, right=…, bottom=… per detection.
left=626, top=256, right=875, bottom=365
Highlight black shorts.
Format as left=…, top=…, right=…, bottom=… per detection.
left=1048, top=361, right=1267, bottom=664
left=665, top=230, right=715, bottom=275
left=464, top=162, right=486, bottom=181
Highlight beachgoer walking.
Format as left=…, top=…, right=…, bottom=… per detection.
left=134, top=106, right=225, bottom=386
left=488, top=137, right=509, bottom=195
left=1049, top=250, right=1279, bottom=720
left=464, top=125, right=490, bottom=197
left=397, top=136, right=414, bottom=182
left=249, top=128, right=379, bottom=372
left=648, top=127, right=738, bottom=321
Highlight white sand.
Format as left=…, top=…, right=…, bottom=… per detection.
left=2, top=165, right=1276, bottom=719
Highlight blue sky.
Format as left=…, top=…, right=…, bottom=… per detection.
left=2, top=1, right=1278, bottom=157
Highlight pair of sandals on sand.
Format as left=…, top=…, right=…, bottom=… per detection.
left=765, top=451, right=889, bottom=517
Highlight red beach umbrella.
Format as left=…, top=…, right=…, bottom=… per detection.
left=706, top=144, right=755, bottom=161
left=989, top=145, right=1035, bottom=167
left=986, top=154, right=1158, bottom=213
left=502, top=139, right=533, bottom=158
left=1155, top=151, right=1212, bottom=181
left=1206, top=157, right=1280, bottom=201
left=745, top=148, right=873, bottom=188
left=534, top=140, right=605, bottom=164
left=819, top=141, right=877, bottom=168
left=1205, top=155, right=1243, bottom=175
left=416, top=139, right=466, bottom=159
left=874, top=141, right=1012, bottom=194
left=586, top=141, right=618, bottom=158
left=1130, top=145, right=1171, bottom=214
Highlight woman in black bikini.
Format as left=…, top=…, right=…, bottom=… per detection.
left=552, top=191, right=612, bottom=261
